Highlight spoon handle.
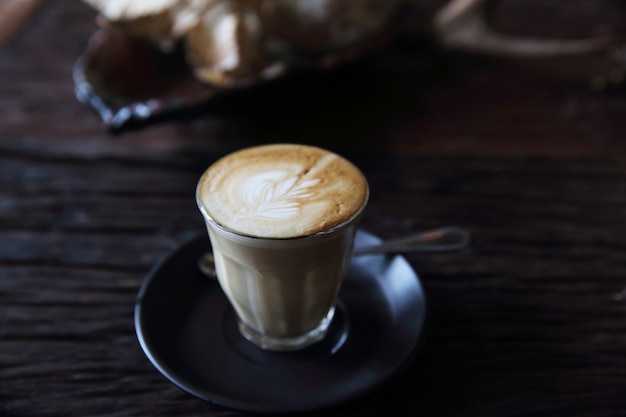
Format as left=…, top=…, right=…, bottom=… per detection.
left=353, top=226, right=470, bottom=256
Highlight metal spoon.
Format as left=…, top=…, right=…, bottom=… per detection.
left=198, top=226, right=470, bottom=279
left=353, top=225, right=470, bottom=255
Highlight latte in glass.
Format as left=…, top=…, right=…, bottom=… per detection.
left=196, top=143, right=368, bottom=351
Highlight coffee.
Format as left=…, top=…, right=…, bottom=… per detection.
left=197, top=143, right=367, bottom=238
left=196, top=144, right=368, bottom=350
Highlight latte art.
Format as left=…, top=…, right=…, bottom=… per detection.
left=197, top=144, right=368, bottom=238
left=236, top=171, right=320, bottom=220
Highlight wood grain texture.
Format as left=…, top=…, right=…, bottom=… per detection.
left=2, top=1, right=626, bottom=416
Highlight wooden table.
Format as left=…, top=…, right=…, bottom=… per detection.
left=3, top=1, right=626, bottom=415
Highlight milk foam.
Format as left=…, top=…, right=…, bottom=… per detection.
left=198, top=144, right=368, bottom=238
left=237, top=170, right=320, bottom=219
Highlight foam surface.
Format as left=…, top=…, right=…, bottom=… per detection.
left=198, top=144, right=368, bottom=238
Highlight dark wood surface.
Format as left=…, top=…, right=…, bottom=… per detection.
left=3, top=1, right=626, bottom=416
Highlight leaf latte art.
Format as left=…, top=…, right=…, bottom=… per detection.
left=197, top=144, right=368, bottom=238
left=236, top=171, right=320, bottom=219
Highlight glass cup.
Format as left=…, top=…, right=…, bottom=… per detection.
left=195, top=144, right=368, bottom=351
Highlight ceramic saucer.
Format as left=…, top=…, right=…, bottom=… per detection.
left=134, top=230, right=427, bottom=413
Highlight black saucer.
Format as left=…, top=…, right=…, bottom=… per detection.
left=134, top=230, right=427, bottom=413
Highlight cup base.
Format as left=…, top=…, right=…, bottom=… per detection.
left=238, top=307, right=336, bottom=351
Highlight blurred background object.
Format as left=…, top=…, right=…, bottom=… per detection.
left=74, top=0, right=622, bottom=131
left=0, top=0, right=46, bottom=48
